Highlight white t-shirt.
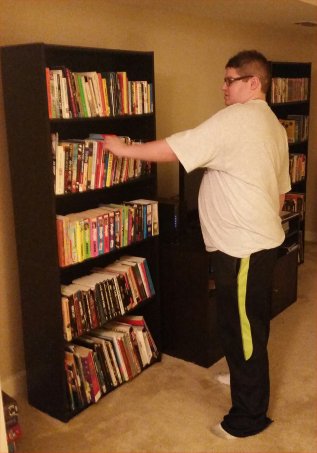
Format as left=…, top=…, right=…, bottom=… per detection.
left=166, top=99, right=291, bottom=258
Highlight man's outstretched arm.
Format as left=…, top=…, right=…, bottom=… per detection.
left=103, top=135, right=178, bottom=162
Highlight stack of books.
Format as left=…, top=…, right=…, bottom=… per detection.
left=2, top=392, right=21, bottom=453
left=283, top=193, right=305, bottom=220
left=52, top=133, right=152, bottom=195
left=279, top=115, right=309, bottom=143
left=46, top=67, right=154, bottom=119
left=64, top=315, right=159, bottom=412
left=56, top=200, right=159, bottom=267
left=271, top=77, right=309, bottom=103
left=61, top=256, right=156, bottom=340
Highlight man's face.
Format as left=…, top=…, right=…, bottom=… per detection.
left=222, top=67, right=253, bottom=106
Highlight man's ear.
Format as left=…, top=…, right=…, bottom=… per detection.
left=250, top=76, right=261, bottom=91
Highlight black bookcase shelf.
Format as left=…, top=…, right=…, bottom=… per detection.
left=268, top=61, right=311, bottom=262
left=1, top=43, right=160, bottom=422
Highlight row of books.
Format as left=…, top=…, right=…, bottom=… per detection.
left=279, top=115, right=309, bottom=143
left=289, top=153, right=306, bottom=184
left=61, top=255, right=155, bottom=340
left=65, top=315, right=159, bottom=411
left=46, top=67, right=154, bottom=119
left=52, top=133, right=151, bottom=195
left=1, top=391, right=21, bottom=453
left=283, top=193, right=305, bottom=220
left=56, top=199, right=159, bottom=267
left=270, top=77, right=309, bottom=104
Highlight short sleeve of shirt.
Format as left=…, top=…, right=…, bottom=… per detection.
left=165, top=112, right=226, bottom=173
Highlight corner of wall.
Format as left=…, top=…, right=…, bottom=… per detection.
left=1, top=370, right=27, bottom=400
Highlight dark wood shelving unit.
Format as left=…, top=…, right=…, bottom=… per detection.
left=1, top=43, right=160, bottom=422
left=268, top=61, right=311, bottom=262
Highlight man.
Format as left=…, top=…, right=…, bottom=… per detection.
left=103, top=50, right=291, bottom=438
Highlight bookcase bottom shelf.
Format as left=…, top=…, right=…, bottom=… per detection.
left=27, top=355, right=161, bottom=423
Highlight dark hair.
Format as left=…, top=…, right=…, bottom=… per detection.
left=225, top=50, right=271, bottom=94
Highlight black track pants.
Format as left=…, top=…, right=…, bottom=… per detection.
left=211, top=248, right=278, bottom=437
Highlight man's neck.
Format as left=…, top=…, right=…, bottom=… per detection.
left=251, top=92, right=266, bottom=101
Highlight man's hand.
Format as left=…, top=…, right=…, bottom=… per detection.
left=103, top=135, right=129, bottom=157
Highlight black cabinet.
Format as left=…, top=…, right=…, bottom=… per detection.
left=160, top=230, right=223, bottom=367
left=160, top=213, right=300, bottom=367
left=271, top=212, right=300, bottom=317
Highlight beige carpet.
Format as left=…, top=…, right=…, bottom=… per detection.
left=16, top=243, right=317, bottom=452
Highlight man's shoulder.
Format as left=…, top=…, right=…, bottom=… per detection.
left=230, top=100, right=271, bottom=119
left=214, top=101, right=261, bottom=121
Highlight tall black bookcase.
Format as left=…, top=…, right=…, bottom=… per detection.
left=268, top=61, right=311, bottom=262
left=1, top=43, right=160, bottom=422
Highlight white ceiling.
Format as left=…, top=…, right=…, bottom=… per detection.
left=117, top=0, right=317, bottom=33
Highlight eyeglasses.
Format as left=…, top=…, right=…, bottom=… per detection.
left=223, top=75, right=254, bottom=87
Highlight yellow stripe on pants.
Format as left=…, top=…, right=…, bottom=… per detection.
left=237, top=257, right=253, bottom=360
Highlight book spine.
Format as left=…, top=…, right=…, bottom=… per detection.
left=45, top=68, right=53, bottom=118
